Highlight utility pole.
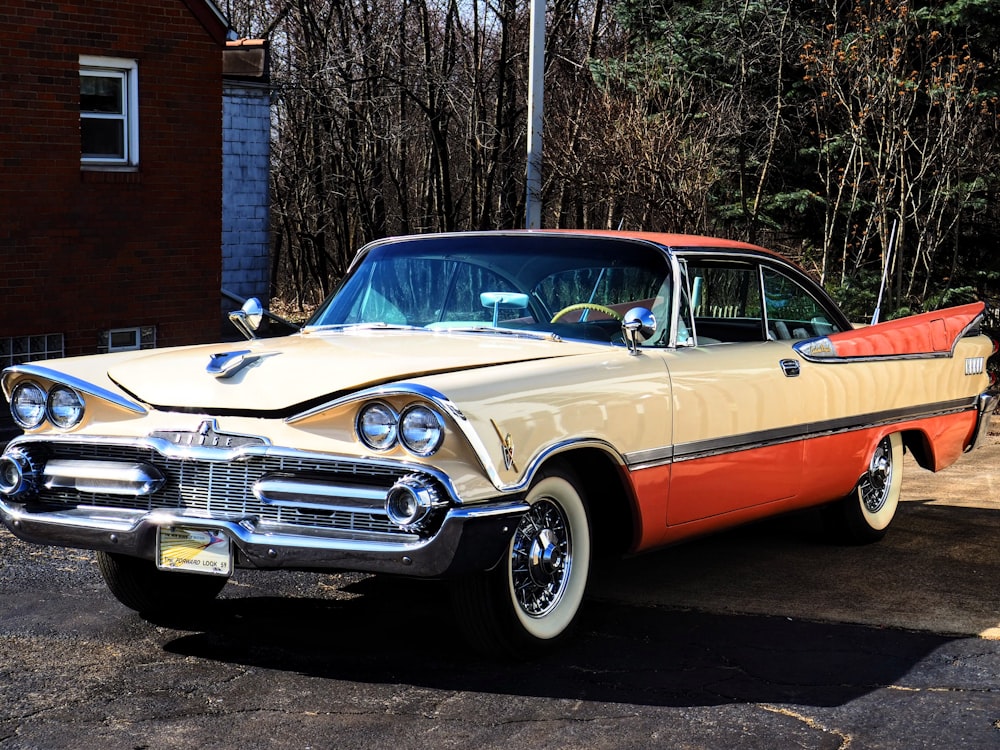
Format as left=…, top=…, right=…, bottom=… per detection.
left=525, top=0, right=544, bottom=229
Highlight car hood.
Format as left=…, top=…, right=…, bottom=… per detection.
left=106, top=329, right=599, bottom=413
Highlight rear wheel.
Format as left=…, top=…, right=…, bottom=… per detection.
left=452, top=468, right=591, bottom=657
left=96, top=551, right=228, bottom=615
left=824, top=433, right=903, bottom=544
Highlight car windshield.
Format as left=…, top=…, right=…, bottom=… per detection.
left=307, top=233, right=674, bottom=346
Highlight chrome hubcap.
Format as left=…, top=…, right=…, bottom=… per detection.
left=860, top=438, right=893, bottom=513
left=511, top=498, right=572, bottom=617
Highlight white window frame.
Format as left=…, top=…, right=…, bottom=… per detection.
left=80, top=55, right=139, bottom=167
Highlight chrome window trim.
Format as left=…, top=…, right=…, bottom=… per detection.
left=674, top=248, right=852, bottom=334
left=758, top=262, right=772, bottom=340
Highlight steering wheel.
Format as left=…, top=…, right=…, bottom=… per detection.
left=550, top=303, right=624, bottom=323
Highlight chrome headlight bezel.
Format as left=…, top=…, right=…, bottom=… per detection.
left=356, top=401, right=399, bottom=451
left=46, top=385, right=86, bottom=430
left=398, top=404, right=445, bottom=456
left=10, top=381, right=48, bottom=429
left=385, top=473, right=446, bottom=530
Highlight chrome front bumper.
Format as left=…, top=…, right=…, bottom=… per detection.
left=0, top=499, right=527, bottom=578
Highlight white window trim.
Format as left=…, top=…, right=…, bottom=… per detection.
left=80, top=55, right=139, bottom=167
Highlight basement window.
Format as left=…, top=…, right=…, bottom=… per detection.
left=100, top=327, right=156, bottom=353
left=80, top=56, right=139, bottom=167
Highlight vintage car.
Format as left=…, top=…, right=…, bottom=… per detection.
left=1, top=231, right=997, bottom=656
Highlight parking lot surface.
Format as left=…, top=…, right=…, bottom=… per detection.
left=0, top=427, right=997, bottom=749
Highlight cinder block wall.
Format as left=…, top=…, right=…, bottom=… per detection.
left=222, top=82, right=271, bottom=304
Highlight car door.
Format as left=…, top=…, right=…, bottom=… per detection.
left=660, top=258, right=842, bottom=526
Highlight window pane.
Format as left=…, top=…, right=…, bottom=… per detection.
left=690, top=264, right=762, bottom=318
left=81, top=118, right=125, bottom=159
left=81, top=74, right=123, bottom=114
left=688, top=262, right=766, bottom=342
left=762, top=268, right=842, bottom=339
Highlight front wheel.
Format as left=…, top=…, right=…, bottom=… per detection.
left=452, top=468, right=591, bottom=657
left=823, top=432, right=903, bottom=544
left=96, top=551, right=228, bottom=615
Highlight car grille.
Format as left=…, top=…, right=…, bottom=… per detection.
left=31, top=443, right=417, bottom=539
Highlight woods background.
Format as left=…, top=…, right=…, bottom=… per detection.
left=221, top=0, right=1000, bottom=324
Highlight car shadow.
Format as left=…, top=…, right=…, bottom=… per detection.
left=156, top=568, right=956, bottom=710
left=154, top=499, right=1000, bottom=708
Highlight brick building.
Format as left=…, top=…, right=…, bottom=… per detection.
left=0, top=0, right=239, bottom=365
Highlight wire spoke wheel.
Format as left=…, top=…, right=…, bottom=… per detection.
left=510, top=497, right=572, bottom=618
left=859, top=437, right=894, bottom=514
left=823, top=432, right=903, bottom=544
left=451, top=468, right=591, bottom=657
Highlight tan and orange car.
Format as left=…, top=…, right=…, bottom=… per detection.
left=1, top=231, right=996, bottom=655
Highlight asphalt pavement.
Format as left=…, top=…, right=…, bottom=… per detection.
left=0, top=428, right=997, bottom=749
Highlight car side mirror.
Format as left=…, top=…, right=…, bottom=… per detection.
left=229, top=297, right=264, bottom=340
left=622, top=307, right=656, bottom=354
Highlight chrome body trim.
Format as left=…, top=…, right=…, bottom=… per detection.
left=623, top=397, right=980, bottom=469
left=502, top=438, right=629, bottom=493
left=965, top=357, right=985, bottom=376
left=666, top=249, right=685, bottom=348
left=794, top=312, right=986, bottom=364
left=288, top=382, right=508, bottom=489
left=1, top=364, right=148, bottom=415
left=290, top=381, right=467, bottom=424
left=289, top=387, right=637, bottom=494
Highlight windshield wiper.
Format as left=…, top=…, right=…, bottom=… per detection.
left=434, top=326, right=562, bottom=342
left=302, top=322, right=424, bottom=334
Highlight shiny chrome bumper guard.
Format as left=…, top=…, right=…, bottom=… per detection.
left=968, top=389, right=1000, bottom=452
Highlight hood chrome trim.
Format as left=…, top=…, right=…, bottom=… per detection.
left=2, top=364, right=147, bottom=415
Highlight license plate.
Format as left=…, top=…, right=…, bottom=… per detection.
left=157, top=526, right=232, bottom=576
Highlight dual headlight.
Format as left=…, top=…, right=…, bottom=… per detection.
left=356, top=401, right=445, bottom=456
left=10, top=381, right=85, bottom=430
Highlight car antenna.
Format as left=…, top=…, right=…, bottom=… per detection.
left=871, top=219, right=897, bottom=325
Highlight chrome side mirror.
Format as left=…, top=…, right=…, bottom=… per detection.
left=622, top=307, right=656, bottom=355
left=229, top=297, right=264, bottom=340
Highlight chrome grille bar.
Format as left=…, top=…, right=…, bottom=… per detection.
left=32, top=443, right=413, bottom=538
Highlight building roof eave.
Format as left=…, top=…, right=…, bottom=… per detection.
left=182, top=0, right=236, bottom=46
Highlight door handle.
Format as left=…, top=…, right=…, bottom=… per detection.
left=779, top=359, right=801, bottom=377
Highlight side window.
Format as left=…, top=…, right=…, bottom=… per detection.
left=688, top=262, right=766, bottom=342
left=762, top=267, right=841, bottom=339
left=80, top=56, right=139, bottom=167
